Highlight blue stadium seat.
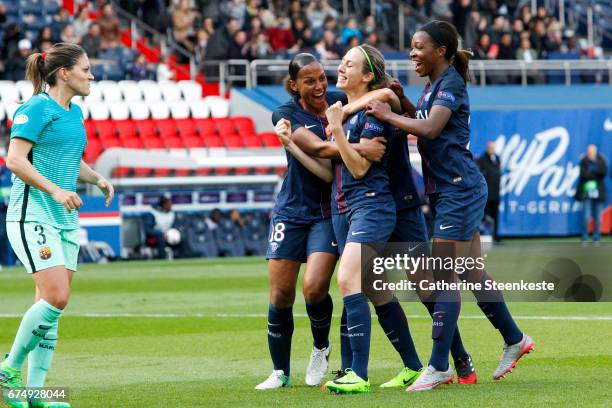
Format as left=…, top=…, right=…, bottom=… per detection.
left=215, top=219, right=246, bottom=257
left=243, top=213, right=268, bottom=256
left=179, top=213, right=219, bottom=258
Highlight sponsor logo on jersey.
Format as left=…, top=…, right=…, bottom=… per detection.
left=350, top=115, right=358, bottom=125
left=436, top=91, right=455, bottom=102
left=364, top=122, right=384, bottom=133
left=39, top=246, right=52, bottom=260
left=13, top=114, right=29, bottom=125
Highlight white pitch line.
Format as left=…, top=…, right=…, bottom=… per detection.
left=0, top=313, right=611, bottom=321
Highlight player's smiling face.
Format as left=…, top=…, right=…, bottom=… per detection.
left=410, top=31, right=445, bottom=78
left=336, top=47, right=372, bottom=92
left=291, top=61, right=327, bottom=113
left=63, top=53, right=94, bottom=97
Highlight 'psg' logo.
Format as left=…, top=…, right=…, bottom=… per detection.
left=39, top=247, right=52, bottom=260
left=269, top=242, right=279, bottom=253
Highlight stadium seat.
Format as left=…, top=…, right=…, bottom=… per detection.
left=233, top=117, right=256, bottom=135
left=259, top=132, right=282, bottom=147
left=175, top=118, right=198, bottom=138
left=136, top=120, right=158, bottom=139
left=215, top=118, right=237, bottom=136
left=159, top=81, right=182, bottom=102
left=95, top=120, right=116, bottom=140
left=85, top=82, right=103, bottom=102
left=72, top=97, right=89, bottom=119
left=194, top=118, right=217, bottom=137
left=143, top=137, right=165, bottom=150
left=129, top=101, right=150, bottom=120
left=3, top=101, right=19, bottom=121
left=215, top=219, right=246, bottom=257
left=101, top=138, right=121, bottom=149
left=0, top=81, right=20, bottom=103
left=178, top=80, right=202, bottom=101
left=83, top=139, right=102, bottom=163
left=114, top=120, right=137, bottom=140
left=88, top=101, right=110, bottom=120
left=157, top=118, right=177, bottom=138
left=149, top=100, right=170, bottom=119
left=16, top=80, right=33, bottom=101
left=243, top=134, right=263, bottom=148
left=109, top=101, right=130, bottom=120
left=163, top=136, right=184, bottom=149
left=224, top=135, right=244, bottom=149
left=243, top=215, right=268, bottom=255
left=139, top=80, right=163, bottom=101
left=170, top=100, right=190, bottom=119
left=183, top=136, right=205, bottom=148
left=122, top=138, right=144, bottom=149
left=203, top=135, right=224, bottom=148
left=118, top=80, right=142, bottom=102
left=188, top=99, right=210, bottom=118
left=84, top=120, right=97, bottom=139
left=181, top=214, right=219, bottom=257
left=98, top=81, right=123, bottom=102
left=205, top=96, right=230, bottom=118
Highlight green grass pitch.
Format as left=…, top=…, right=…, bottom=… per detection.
left=1, top=257, right=611, bottom=407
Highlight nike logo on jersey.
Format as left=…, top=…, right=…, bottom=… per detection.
left=331, top=242, right=338, bottom=247
left=305, top=124, right=317, bottom=129
left=347, top=324, right=364, bottom=331
left=408, top=244, right=420, bottom=252
left=604, top=118, right=612, bottom=132
left=351, top=231, right=366, bottom=236
left=439, top=224, right=453, bottom=230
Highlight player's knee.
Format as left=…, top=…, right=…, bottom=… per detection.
left=302, top=278, right=329, bottom=304
left=270, top=286, right=295, bottom=308
left=45, top=290, right=71, bottom=310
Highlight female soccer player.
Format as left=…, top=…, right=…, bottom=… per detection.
left=0, top=43, right=114, bottom=408
left=256, top=53, right=392, bottom=390
left=367, top=20, right=534, bottom=391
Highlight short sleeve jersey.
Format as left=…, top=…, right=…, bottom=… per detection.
left=7, top=93, right=87, bottom=229
left=271, top=91, right=347, bottom=222
left=386, top=133, right=421, bottom=210
left=415, top=66, right=484, bottom=194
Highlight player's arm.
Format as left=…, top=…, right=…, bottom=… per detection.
left=389, top=79, right=417, bottom=118
left=275, top=118, right=333, bottom=183
left=79, top=160, right=115, bottom=207
left=366, top=101, right=451, bottom=140
left=326, top=101, right=371, bottom=179
left=6, top=138, right=82, bottom=211
left=342, top=87, right=401, bottom=118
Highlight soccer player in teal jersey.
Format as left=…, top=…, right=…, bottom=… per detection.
left=0, top=43, right=114, bottom=408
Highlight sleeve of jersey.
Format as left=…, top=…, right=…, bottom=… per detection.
left=432, top=78, right=463, bottom=112
left=272, top=106, right=301, bottom=132
left=10, top=98, right=50, bottom=143
left=360, top=116, right=387, bottom=140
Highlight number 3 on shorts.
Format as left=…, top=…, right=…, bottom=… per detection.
left=269, top=222, right=285, bottom=243
left=34, top=224, right=46, bottom=245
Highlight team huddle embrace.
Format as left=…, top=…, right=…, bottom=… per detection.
left=256, top=20, right=535, bottom=394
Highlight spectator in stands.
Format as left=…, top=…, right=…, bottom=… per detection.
left=36, top=26, right=56, bottom=51
left=81, top=22, right=103, bottom=58
left=247, top=16, right=264, bottom=41
left=97, top=2, right=121, bottom=49
left=172, top=0, right=197, bottom=52
left=229, top=30, right=249, bottom=59
left=38, top=40, right=53, bottom=53
left=364, top=31, right=395, bottom=53
left=148, top=197, right=177, bottom=259
left=244, top=0, right=261, bottom=30
left=205, top=208, right=223, bottom=231
left=314, top=29, right=340, bottom=60
left=291, top=17, right=310, bottom=48
left=0, top=2, right=7, bottom=28
left=362, top=15, right=377, bottom=38
left=52, top=7, right=73, bottom=39
left=516, top=36, right=537, bottom=62
left=473, top=33, right=498, bottom=60
left=340, top=17, right=362, bottom=47
left=73, top=6, right=92, bottom=40
left=221, top=0, right=247, bottom=30
left=194, top=28, right=209, bottom=61
left=229, top=209, right=245, bottom=229
left=130, top=53, right=155, bottom=80
left=203, top=16, right=215, bottom=36
left=518, top=4, right=531, bottom=27
left=478, top=141, right=502, bottom=242
left=60, top=24, right=80, bottom=44
left=306, top=0, right=338, bottom=32
left=156, top=55, right=175, bottom=81
left=451, top=0, right=472, bottom=42
left=530, top=19, right=553, bottom=58
left=265, top=16, right=295, bottom=52
left=314, top=15, right=339, bottom=41
left=245, top=32, right=273, bottom=59
left=576, top=145, right=608, bottom=244
left=5, top=39, right=32, bottom=81
left=546, top=20, right=563, bottom=53
left=205, top=18, right=240, bottom=63
left=289, top=0, right=307, bottom=23
left=489, top=14, right=509, bottom=44
left=511, top=18, right=524, bottom=48
left=497, top=32, right=515, bottom=60
left=562, top=34, right=581, bottom=55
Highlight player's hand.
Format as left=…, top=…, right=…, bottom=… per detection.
left=52, top=189, right=83, bottom=212
left=325, top=101, right=344, bottom=129
left=366, top=100, right=392, bottom=122
left=360, top=137, right=386, bottom=162
left=325, top=124, right=333, bottom=140
left=274, top=118, right=293, bottom=147
left=97, top=177, right=115, bottom=207
left=389, top=79, right=405, bottom=99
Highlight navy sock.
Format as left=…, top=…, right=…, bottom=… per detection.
left=339, top=307, right=352, bottom=370
left=344, top=293, right=371, bottom=380
left=428, top=295, right=461, bottom=371
left=375, top=298, right=422, bottom=371
left=474, top=273, right=523, bottom=345
left=423, top=301, right=469, bottom=360
left=305, top=294, right=333, bottom=350
left=267, top=305, right=294, bottom=376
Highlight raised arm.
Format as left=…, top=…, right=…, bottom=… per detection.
left=343, top=87, right=401, bottom=118
left=366, top=100, right=452, bottom=140
left=389, top=79, right=416, bottom=118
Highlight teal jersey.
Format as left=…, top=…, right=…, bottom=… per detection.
left=7, top=93, right=87, bottom=229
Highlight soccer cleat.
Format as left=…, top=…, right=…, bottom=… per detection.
left=29, top=401, right=71, bottom=408
left=454, top=355, right=477, bottom=384
left=324, top=369, right=370, bottom=394
left=379, top=367, right=423, bottom=388
left=254, top=370, right=291, bottom=390
left=493, top=334, right=535, bottom=380
left=305, top=344, right=331, bottom=386
left=406, top=365, right=454, bottom=392
left=0, top=360, right=28, bottom=408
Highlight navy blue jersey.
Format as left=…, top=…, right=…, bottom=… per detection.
left=332, top=110, right=394, bottom=211
left=271, top=92, right=346, bottom=222
left=415, top=66, right=484, bottom=194
left=387, top=133, right=421, bottom=210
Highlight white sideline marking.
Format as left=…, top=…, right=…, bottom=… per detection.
left=0, top=313, right=610, bottom=321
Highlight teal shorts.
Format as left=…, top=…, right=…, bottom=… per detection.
left=6, top=221, right=80, bottom=273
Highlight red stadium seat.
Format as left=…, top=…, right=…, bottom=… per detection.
left=143, top=137, right=165, bottom=150
left=154, top=168, right=172, bottom=177
left=203, top=135, right=223, bottom=148
left=136, top=120, right=158, bottom=139
left=114, top=120, right=137, bottom=140
left=133, top=167, right=152, bottom=177
left=95, top=120, right=116, bottom=140
left=183, top=136, right=205, bottom=148
left=84, top=120, right=97, bottom=140
left=215, top=118, right=237, bottom=136
left=260, top=132, right=282, bottom=147
left=163, top=137, right=184, bottom=149
left=243, top=134, right=263, bottom=148
left=102, top=138, right=121, bottom=149
left=194, top=118, right=216, bottom=137
left=234, top=167, right=250, bottom=175
left=122, top=138, right=143, bottom=149
left=83, top=139, right=102, bottom=163
left=233, top=117, right=255, bottom=135
left=224, top=135, right=244, bottom=148
left=111, top=167, right=131, bottom=178
left=157, top=118, right=177, bottom=138
left=195, top=167, right=212, bottom=176
left=175, top=118, right=198, bottom=138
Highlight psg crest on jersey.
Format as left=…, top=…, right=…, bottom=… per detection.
left=39, top=247, right=52, bottom=260
left=269, top=242, right=279, bottom=253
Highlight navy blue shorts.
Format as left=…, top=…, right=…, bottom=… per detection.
left=345, top=203, right=396, bottom=248
left=390, top=206, right=429, bottom=242
left=331, top=212, right=349, bottom=255
left=429, top=182, right=487, bottom=241
left=266, top=214, right=338, bottom=263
